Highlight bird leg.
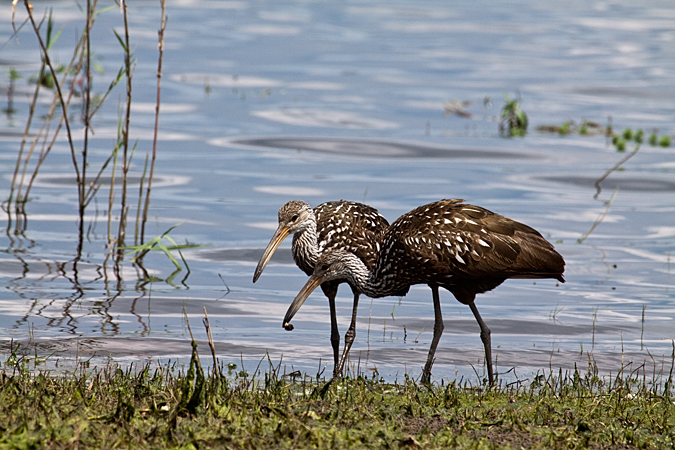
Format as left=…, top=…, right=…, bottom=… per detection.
left=327, top=293, right=341, bottom=376
left=468, top=301, right=494, bottom=385
left=422, top=285, right=444, bottom=384
left=336, top=291, right=360, bottom=377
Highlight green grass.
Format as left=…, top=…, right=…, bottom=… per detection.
left=1, top=346, right=673, bottom=449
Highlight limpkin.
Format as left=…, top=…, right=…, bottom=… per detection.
left=253, top=200, right=389, bottom=376
left=283, top=199, right=565, bottom=384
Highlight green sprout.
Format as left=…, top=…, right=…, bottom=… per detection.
left=634, top=128, right=644, bottom=144
left=499, top=94, right=528, bottom=137
left=659, top=135, right=671, bottom=147
left=615, top=139, right=626, bottom=152
left=118, top=223, right=205, bottom=284
left=558, top=120, right=573, bottom=135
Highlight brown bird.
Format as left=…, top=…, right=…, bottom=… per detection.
left=253, top=200, right=389, bottom=376
left=283, top=199, right=565, bottom=384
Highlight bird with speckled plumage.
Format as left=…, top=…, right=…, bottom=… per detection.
left=253, top=200, right=389, bottom=376
left=283, top=199, right=565, bottom=384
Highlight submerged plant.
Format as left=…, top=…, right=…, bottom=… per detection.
left=536, top=117, right=671, bottom=154
left=3, top=69, right=21, bottom=116
left=610, top=127, right=670, bottom=152
left=118, top=223, right=204, bottom=285
left=6, top=0, right=173, bottom=290
left=499, top=93, right=528, bottom=137
left=536, top=119, right=605, bottom=136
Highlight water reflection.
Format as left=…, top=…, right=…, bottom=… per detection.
left=26, top=174, right=191, bottom=189
left=540, top=175, right=675, bottom=192
left=251, top=109, right=399, bottom=129
left=198, top=248, right=293, bottom=264
left=226, top=136, right=533, bottom=159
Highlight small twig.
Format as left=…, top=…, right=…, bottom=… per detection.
left=593, top=145, right=639, bottom=199
left=217, top=274, right=230, bottom=297
left=413, top=327, right=425, bottom=344
left=24, top=1, right=80, bottom=199
left=591, top=307, right=599, bottom=350
left=641, top=303, right=646, bottom=350
left=116, top=0, right=134, bottom=251
left=107, top=140, right=121, bottom=245
left=578, top=188, right=618, bottom=244
left=134, top=154, right=149, bottom=246
left=13, top=4, right=85, bottom=226
left=183, top=308, right=194, bottom=340
left=183, top=308, right=201, bottom=366
left=662, top=338, right=675, bottom=398
left=81, top=0, right=93, bottom=225
left=140, top=0, right=167, bottom=245
left=202, top=307, right=220, bottom=377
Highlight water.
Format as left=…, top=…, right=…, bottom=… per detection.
left=0, top=0, right=674, bottom=382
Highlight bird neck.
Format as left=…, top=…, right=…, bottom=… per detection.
left=340, top=252, right=398, bottom=299
left=292, top=214, right=320, bottom=275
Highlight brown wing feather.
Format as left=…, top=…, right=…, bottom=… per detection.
left=376, top=199, right=564, bottom=292
left=315, top=201, right=389, bottom=270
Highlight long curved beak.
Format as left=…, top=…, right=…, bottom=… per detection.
left=282, top=274, right=324, bottom=331
left=253, top=224, right=291, bottom=283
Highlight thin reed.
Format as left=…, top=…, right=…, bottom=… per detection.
left=4, top=0, right=169, bottom=282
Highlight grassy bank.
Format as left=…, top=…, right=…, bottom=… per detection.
left=1, top=346, right=673, bottom=449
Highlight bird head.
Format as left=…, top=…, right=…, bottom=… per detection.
left=253, top=200, right=314, bottom=283
left=278, top=200, right=314, bottom=234
left=282, top=249, right=361, bottom=330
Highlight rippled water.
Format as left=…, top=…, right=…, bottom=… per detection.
left=1, top=0, right=674, bottom=382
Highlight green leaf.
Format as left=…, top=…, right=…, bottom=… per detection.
left=113, top=29, right=128, bottom=52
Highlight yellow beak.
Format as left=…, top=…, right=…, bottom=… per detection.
left=253, top=224, right=291, bottom=283
left=282, top=274, right=325, bottom=331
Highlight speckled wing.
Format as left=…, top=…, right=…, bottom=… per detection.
left=314, top=201, right=389, bottom=270
left=377, top=199, right=564, bottom=285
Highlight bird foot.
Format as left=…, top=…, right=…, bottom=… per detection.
left=283, top=322, right=294, bottom=331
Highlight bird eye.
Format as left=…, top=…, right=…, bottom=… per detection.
left=321, top=264, right=329, bottom=271
left=291, top=214, right=299, bottom=221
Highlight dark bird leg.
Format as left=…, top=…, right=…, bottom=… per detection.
left=336, top=289, right=360, bottom=377
left=469, top=301, right=494, bottom=385
left=328, top=295, right=341, bottom=376
left=422, top=285, right=444, bottom=384
left=321, top=284, right=341, bottom=376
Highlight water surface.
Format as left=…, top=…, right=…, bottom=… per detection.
left=0, top=0, right=674, bottom=383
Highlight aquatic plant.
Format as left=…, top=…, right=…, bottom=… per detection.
left=499, top=93, right=528, bottom=137
left=537, top=117, right=671, bottom=153
left=4, top=0, right=174, bottom=283
left=119, top=224, right=205, bottom=286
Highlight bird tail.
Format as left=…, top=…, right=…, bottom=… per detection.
left=513, top=232, right=566, bottom=283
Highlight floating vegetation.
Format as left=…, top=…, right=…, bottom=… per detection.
left=499, top=94, right=528, bottom=137
left=658, top=135, right=672, bottom=147
left=537, top=118, right=672, bottom=152
left=610, top=128, right=671, bottom=152
left=536, top=119, right=605, bottom=136
left=443, top=99, right=472, bottom=118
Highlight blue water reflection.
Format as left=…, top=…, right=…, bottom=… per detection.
left=0, top=0, right=673, bottom=382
